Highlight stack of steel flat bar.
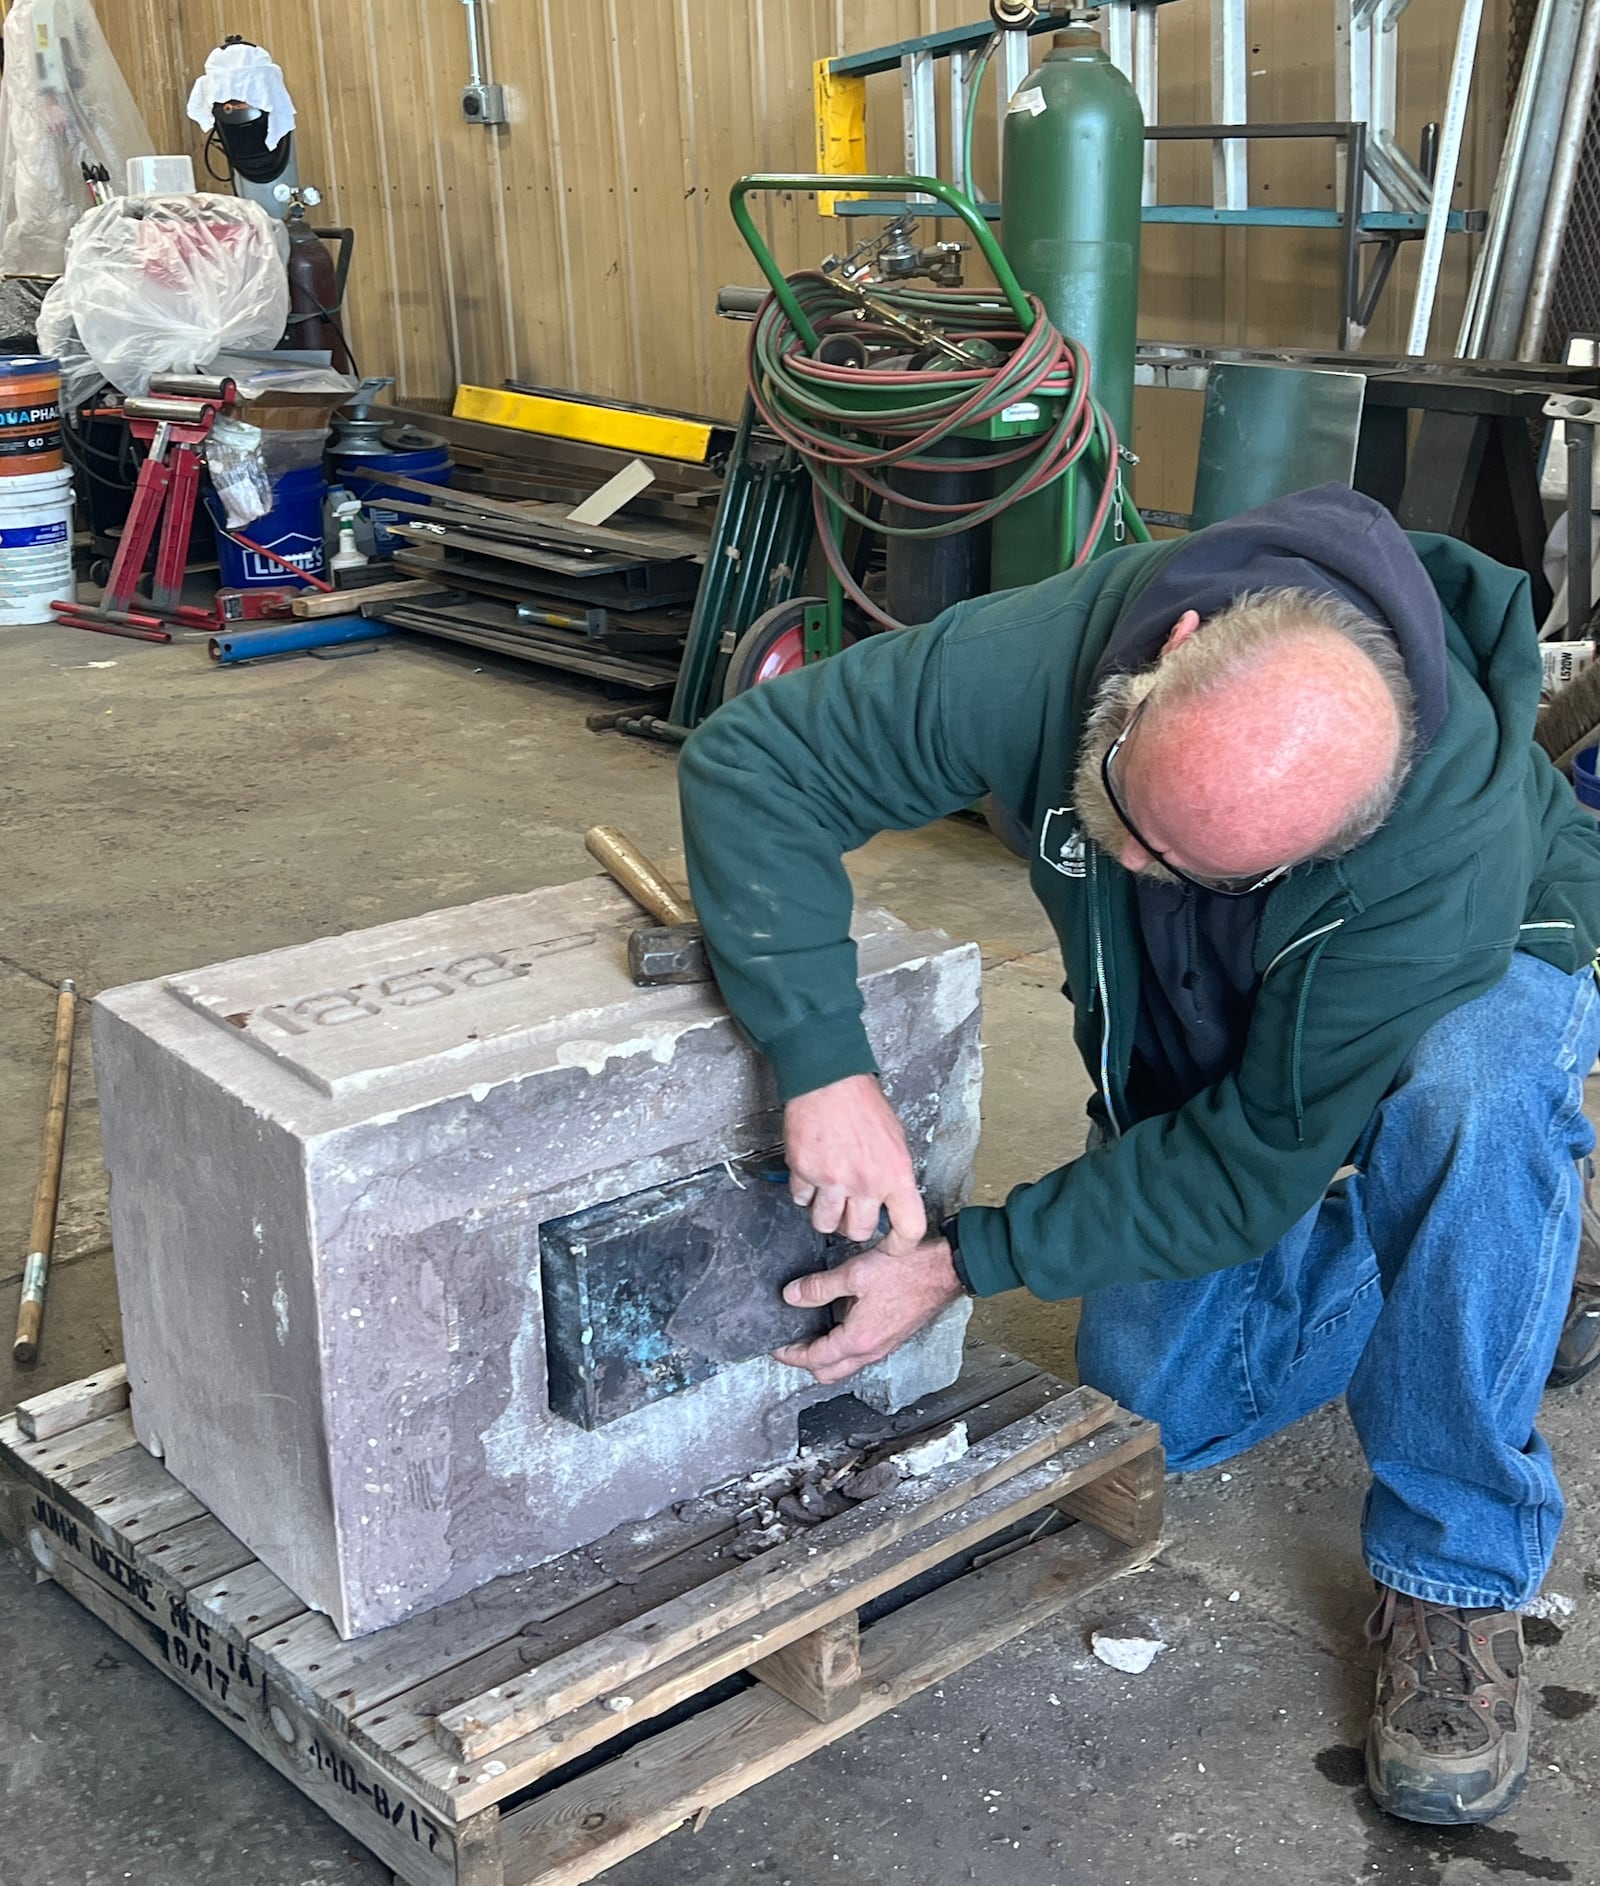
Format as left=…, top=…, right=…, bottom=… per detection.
left=355, top=463, right=711, bottom=692
left=372, top=590, right=684, bottom=689
left=386, top=403, right=726, bottom=503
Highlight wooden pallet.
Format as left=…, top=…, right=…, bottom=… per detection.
left=0, top=1349, right=1162, bottom=1886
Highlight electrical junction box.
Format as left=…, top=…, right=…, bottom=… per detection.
left=93, top=878, right=981, bottom=1636
left=461, top=80, right=506, bottom=125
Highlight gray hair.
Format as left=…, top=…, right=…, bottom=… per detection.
left=1147, top=585, right=1419, bottom=859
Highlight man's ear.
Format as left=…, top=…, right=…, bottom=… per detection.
left=1160, top=608, right=1202, bottom=658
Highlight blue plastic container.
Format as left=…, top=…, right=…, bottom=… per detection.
left=1574, top=746, right=1600, bottom=817
left=331, top=443, right=452, bottom=556
left=205, top=465, right=329, bottom=589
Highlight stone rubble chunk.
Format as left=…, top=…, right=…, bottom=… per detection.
left=1090, top=1629, right=1166, bottom=1674
left=893, top=1419, right=971, bottom=1478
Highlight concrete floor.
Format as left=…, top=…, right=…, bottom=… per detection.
left=1, top=619, right=1596, bottom=1885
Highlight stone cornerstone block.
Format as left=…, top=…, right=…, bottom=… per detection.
left=93, top=880, right=981, bottom=1637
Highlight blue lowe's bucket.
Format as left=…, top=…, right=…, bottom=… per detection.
left=205, top=465, right=329, bottom=589
left=1574, top=747, right=1600, bottom=818
left=331, top=443, right=452, bottom=556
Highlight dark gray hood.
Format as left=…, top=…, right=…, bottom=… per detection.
left=1087, top=483, right=1451, bottom=1115
left=1095, top=481, right=1448, bottom=743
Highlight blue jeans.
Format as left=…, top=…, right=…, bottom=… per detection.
left=1077, top=953, right=1600, bottom=1609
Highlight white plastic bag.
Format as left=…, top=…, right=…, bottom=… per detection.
left=50, top=195, right=290, bottom=398
left=204, top=417, right=273, bottom=529
left=35, top=279, right=102, bottom=411
left=0, top=0, right=155, bottom=277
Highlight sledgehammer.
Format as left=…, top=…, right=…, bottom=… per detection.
left=584, top=825, right=713, bottom=986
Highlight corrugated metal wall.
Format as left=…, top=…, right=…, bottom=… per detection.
left=99, top=0, right=1506, bottom=501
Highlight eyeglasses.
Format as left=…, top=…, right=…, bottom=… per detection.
left=1100, top=696, right=1293, bottom=899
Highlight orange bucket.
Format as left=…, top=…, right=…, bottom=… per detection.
left=0, top=356, right=62, bottom=476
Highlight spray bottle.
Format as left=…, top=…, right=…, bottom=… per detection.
left=330, top=496, right=369, bottom=575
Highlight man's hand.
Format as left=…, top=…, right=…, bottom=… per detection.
left=784, top=1073, right=927, bottom=1246
left=772, top=1234, right=963, bottom=1385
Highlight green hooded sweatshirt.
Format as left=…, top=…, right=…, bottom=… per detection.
left=677, top=529, right=1600, bottom=1302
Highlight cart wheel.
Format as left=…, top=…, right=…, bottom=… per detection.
left=89, top=558, right=111, bottom=587
left=721, top=598, right=858, bottom=702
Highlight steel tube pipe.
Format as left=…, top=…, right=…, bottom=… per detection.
left=461, top=0, right=486, bottom=88
left=1460, top=0, right=1558, bottom=353
left=209, top=617, right=391, bottom=663
left=1404, top=0, right=1487, bottom=354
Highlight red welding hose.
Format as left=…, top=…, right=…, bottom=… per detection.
left=748, top=288, right=1103, bottom=539
left=810, top=401, right=1125, bottom=636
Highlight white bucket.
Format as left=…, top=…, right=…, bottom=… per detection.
left=0, top=465, right=74, bottom=624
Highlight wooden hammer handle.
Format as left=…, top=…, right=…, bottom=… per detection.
left=585, top=826, right=693, bottom=928
left=14, top=978, right=77, bottom=1365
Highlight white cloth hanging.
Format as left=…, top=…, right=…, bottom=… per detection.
left=185, top=44, right=297, bottom=149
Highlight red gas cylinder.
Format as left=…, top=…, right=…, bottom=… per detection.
left=283, top=203, right=352, bottom=371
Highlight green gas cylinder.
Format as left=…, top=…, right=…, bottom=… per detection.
left=991, top=28, right=1144, bottom=588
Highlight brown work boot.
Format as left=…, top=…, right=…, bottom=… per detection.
left=1549, top=1155, right=1600, bottom=1389
left=1364, top=1585, right=1530, bottom=1825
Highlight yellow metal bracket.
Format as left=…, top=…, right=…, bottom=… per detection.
left=813, top=61, right=867, bottom=217
left=452, top=386, right=713, bottom=464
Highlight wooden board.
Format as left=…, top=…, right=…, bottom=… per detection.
left=16, top=1364, right=128, bottom=1440
left=290, top=581, right=450, bottom=619
left=567, top=460, right=656, bottom=528
left=451, top=387, right=714, bottom=468
left=6, top=1408, right=144, bottom=1480
left=751, top=1614, right=861, bottom=1721
left=0, top=1352, right=1162, bottom=1886
left=385, top=410, right=722, bottom=499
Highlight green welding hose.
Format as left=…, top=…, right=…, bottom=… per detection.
left=960, top=32, right=1002, bottom=206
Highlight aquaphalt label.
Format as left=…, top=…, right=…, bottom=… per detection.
left=0, top=398, right=61, bottom=456
left=0, top=401, right=60, bottom=427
